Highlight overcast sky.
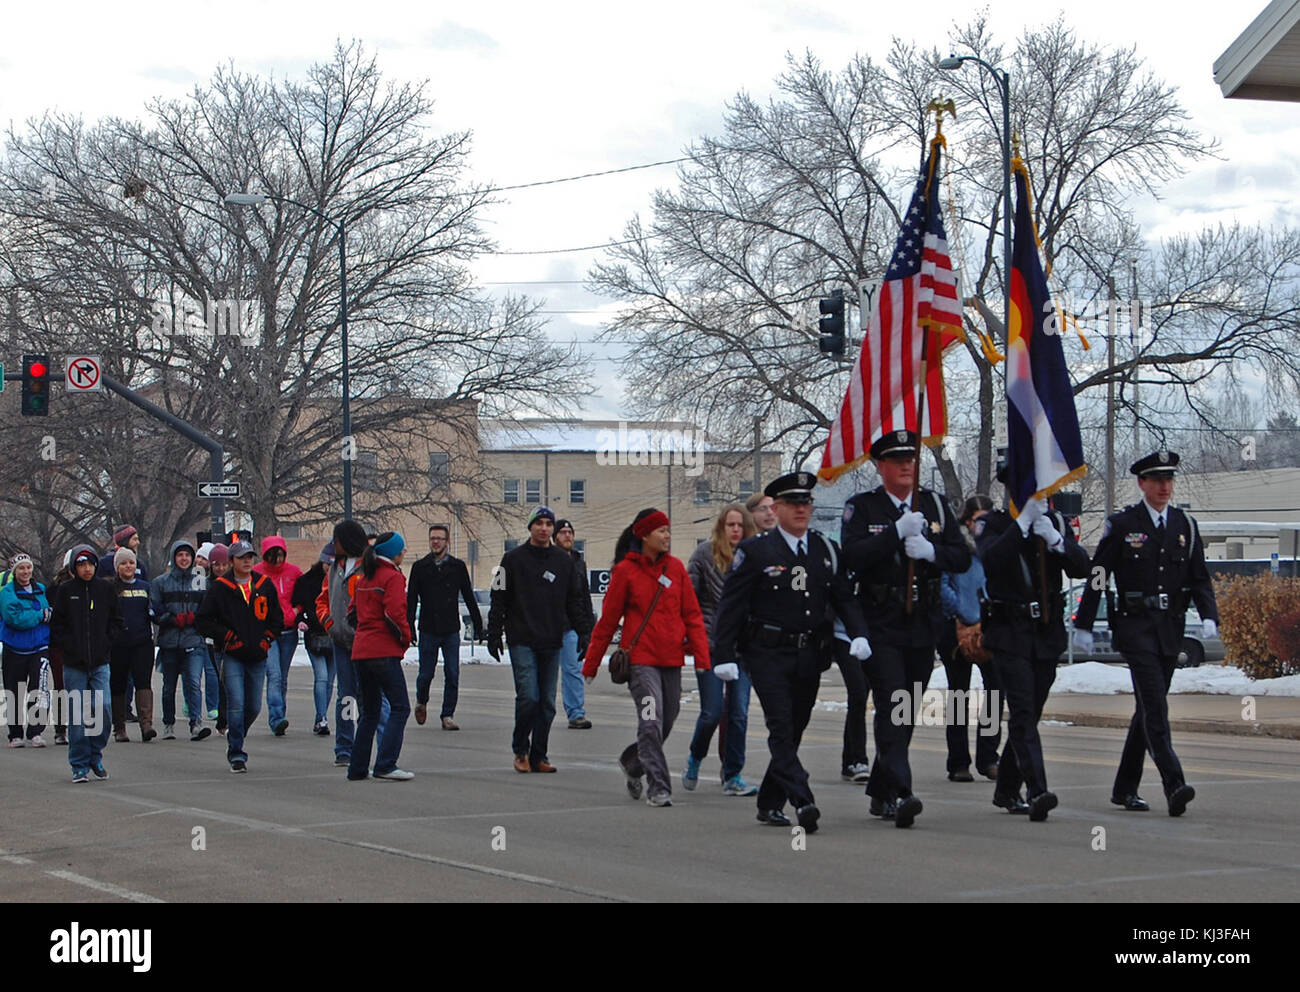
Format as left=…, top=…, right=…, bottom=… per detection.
left=3, top=0, right=1294, bottom=420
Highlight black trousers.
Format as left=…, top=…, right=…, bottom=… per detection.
left=2, top=646, right=45, bottom=740
left=994, top=650, right=1056, bottom=799
left=109, top=641, right=154, bottom=694
left=937, top=624, right=1003, bottom=773
left=833, top=640, right=871, bottom=772
left=864, top=642, right=935, bottom=801
left=748, top=647, right=820, bottom=811
left=1114, top=650, right=1185, bottom=797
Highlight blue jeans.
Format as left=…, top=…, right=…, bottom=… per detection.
left=308, top=647, right=335, bottom=724
left=204, top=654, right=221, bottom=711
left=416, top=630, right=460, bottom=718
left=221, top=655, right=265, bottom=764
left=334, top=642, right=388, bottom=759
left=65, top=665, right=111, bottom=773
left=509, top=643, right=560, bottom=762
left=559, top=629, right=586, bottom=720
left=689, top=666, right=753, bottom=780
left=265, top=629, right=298, bottom=728
left=348, top=657, right=411, bottom=778
left=158, top=646, right=205, bottom=728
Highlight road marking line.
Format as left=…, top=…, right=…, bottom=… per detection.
left=957, top=862, right=1300, bottom=899
left=1, top=848, right=163, bottom=903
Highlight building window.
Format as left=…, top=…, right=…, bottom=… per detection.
left=694, top=479, right=710, bottom=504
left=738, top=479, right=754, bottom=502
left=356, top=451, right=379, bottom=491
left=525, top=479, right=541, bottom=504
left=280, top=524, right=303, bottom=539
left=570, top=479, right=585, bottom=504
left=429, top=451, right=450, bottom=489
left=505, top=539, right=519, bottom=552
left=504, top=479, right=519, bottom=504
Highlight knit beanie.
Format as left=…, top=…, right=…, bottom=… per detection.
left=196, top=542, right=216, bottom=561
left=113, top=525, right=138, bottom=547
left=373, top=532, right=405, bottom=560
left=209, top=544, right=230, bottom=565
left=527, top=505, right=556, bottom=528
left=114, top=547, right=137, bottom=569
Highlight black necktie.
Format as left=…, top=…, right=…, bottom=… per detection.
left=796, top=539, right=807, bottom=560
left=1156, top=516, right=1165, bottom=541
left=898, top=502, right=909, bottom=519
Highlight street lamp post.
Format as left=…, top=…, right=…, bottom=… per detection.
left=938, top=55, right=1012, bottom=362
left=224, top=192, right=353, bottom=518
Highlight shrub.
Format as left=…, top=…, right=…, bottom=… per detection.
left=1213, top=573, right=1300, bottom=679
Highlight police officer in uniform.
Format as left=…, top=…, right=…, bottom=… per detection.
left=711, top=472, right=871, bottom=833
left=1075, top=451, right=1219, bottom=816
left=978, top=482, right=1090, bottom=821
left=841, top=430, right=969, bottom=828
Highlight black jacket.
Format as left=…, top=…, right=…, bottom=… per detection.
left=565, top=549, right=596, bottom=644
left=195, top=573, right=284, bottom=664
left=487, top=542, right=591, bottom=651
left=292, top=564, right=328, bottom=638
left=1076, top=502, right=1218, bottom=656
left=111, top=576, right=155, bottom=648
left=407, top=552, right=482, bottom=638
left=49, top=575, right=122, bottom=670
left=977, top=508, right=1090, bottom=659
left=840, top=486, right=969, bottom=648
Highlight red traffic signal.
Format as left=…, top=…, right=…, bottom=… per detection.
left=22, top=353, right=51, bottom=416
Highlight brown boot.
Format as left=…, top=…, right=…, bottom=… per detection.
left=137, top=689, right=157, bottom=742
left=112, top=693, right=129, bottom=742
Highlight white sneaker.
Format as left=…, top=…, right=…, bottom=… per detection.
left=843, top=762, right=870, bottom=783
left=162, top=725, right=176, bottom=740
left=646, top=793, right=673, bottom=807
left=7, top=738, right=23, bottom=748
left=374, top=768, right=414, bottom=781
left=29, top=735, right=46, bottom=748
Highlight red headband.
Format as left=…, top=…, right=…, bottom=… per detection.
left=632, top=511, right=670, bottom=539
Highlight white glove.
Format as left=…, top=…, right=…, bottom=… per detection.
left=1074, top=629, right=1094, bottom=655
left=1016, top=497, right=1045, bottom=535
left=712, top=662, right=739, bottom=682
left=1202, top=619, right=1217, bottom=639
left=1031, top=515, right=1064, bottom=551
left=895, top=510, right=926, bottom=539
left=848, top=637, right=872, bottom=661
left=903, top=535, right=936, bottom=561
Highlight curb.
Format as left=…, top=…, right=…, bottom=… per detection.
left=1042, top=711, right=1300, bottom=740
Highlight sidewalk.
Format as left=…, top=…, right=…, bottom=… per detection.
left=1041, top=692, right=1300, bottom=740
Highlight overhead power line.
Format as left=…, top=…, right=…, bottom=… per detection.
left=489, top=158, right=690, bottom=192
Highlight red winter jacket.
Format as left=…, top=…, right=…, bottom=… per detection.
left=583, top=550, right=710, bottom=676
left=350, top=559, right=411, bottom=661
left=254, top=536, right=303, bottom=632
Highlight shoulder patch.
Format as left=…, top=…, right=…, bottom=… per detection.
left=731, top=548, right=745, bottom=570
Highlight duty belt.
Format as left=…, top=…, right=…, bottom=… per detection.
left=1113, top=591, right=1172, bottom=615
left=747, top=622, right=816, bottom=649
left=866, top=579, right=940, bottom=608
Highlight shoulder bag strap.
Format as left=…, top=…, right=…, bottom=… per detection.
left=624, top=565, right=669, bottom=651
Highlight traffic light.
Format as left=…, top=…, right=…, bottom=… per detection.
left=21, top=354, right=50, bottom=416
left=818, top=290, right=846, bottom=356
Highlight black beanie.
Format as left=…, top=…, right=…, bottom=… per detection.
left=333, top=519, right=368, bottom=557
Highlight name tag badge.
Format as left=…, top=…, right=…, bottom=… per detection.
left=542, top=570, right=556, bottom=583
left=867, top=524, right=886, bottom=535
left=658, top=574, right=672, bottom=588
left=1125, top=532, right=1147, bottom=548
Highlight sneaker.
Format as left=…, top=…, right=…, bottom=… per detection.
left=28, top=734, right=47, bottom=748
left=567, top=717, right=592, bottom=729
left=842, top=762, right=870, bottom=783
left=162, top=725, right=176, bottom=741
left=722, top=776, right=759, bottom=796
left=334, top=754, right=350, bottom=766
left=91, top=763, right=108, bottom=780
left=190, top=725, right=211, bottom=742
left=441, top=717, right=459, bottom=731
left=54, top=732, right=68, bottom=746
left=273, top=719, right=288, bottom=736
left=682, top=754, right=701, bottom=791
left=646, top=793, right=673, bottom=807
left=72, top=769, right=90, bottom=784
left=414, top=702, right=427, bottom=726
left=313, top=721, right=330, bottom=736
left=230, top=760, right=247, bottom=774
left=375, top=768, right=415, bottom=781
left=8, top=738, right=23, bottom=748
left=208, top=708, right=219, bottom=720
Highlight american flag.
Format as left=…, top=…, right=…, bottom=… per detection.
left=818, top=141, right=962, bottom=482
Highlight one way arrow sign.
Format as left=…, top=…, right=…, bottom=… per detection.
left=197, top=482, right=240, bottom=499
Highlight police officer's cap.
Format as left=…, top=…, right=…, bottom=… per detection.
left=870, top=429, right=919, bottom=461
left=764, top=471, right=817, bottom=503
left=1130, top=450, right=1179, bottom=478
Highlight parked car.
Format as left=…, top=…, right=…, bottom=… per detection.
left=1062, top=583, right=1224, bottom=667
left=461, top=589, right=490, bottom=642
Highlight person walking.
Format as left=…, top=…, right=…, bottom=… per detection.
left=196, top=541, right=284, bottom=773
left=1, top=553, right=52, bottom=747
left=487, top=506, right=591, bottom=774
left=108, top=548, right=156, bottom=742
left=150, top=540, right=211, bottom=741
left=406, top=523, right=481, bottom=731
left=712, top=474, right=871, bottom=832
left=683, top=503, right=759, bottom=795
left=294, top=545, right=336, bottom=736
left=195, top=542, right=223, bottom=721
left=554, top=519, right=595, bottom=730
left=49, top=546, right=121, bottom=782
left=583, top=508, right=710, bottom=807
left=1075, top=451, right=1218, bottom=817
left=255, top=536, right=303, bottom=737
left=347, top=532, right=415, bottom=781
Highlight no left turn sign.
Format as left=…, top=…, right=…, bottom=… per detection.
left=66, top=355, right=103, bottom=392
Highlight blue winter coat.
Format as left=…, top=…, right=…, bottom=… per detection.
left=0, top=581, right=52, bottom=653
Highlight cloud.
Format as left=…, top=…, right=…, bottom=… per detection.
left=427, top=21, right=499, bottom=53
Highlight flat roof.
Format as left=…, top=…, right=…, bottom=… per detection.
left=1215, top=0, right=1300, bottom=100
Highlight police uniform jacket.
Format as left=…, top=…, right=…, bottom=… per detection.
left=1076, top=503, right=1218, bottom=656
left=977, top=508, right=1090, bottom=659
left=711, top=529, right=867, bottom=671
left=840, top=486, right=969, bottom=648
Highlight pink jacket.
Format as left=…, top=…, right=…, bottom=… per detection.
left=254, top=536, right=303, bottom=632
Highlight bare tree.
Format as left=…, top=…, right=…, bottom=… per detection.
left=0, top=42, right=589, bottom=571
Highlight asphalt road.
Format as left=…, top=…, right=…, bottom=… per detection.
left=3, top=662, right=1298, bottom=903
